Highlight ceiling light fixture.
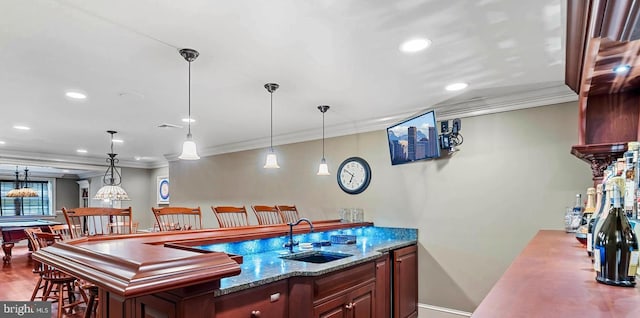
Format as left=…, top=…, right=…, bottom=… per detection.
left=613, top=64, right=631, bottom=74
left=112, top=139, right=124, bottom=143
left=264, top=83, right=280, bottom=169
left=178, top=48, right=201, bottom=160
left=6, top=166, right=38, bottom=198
left=317, top=105, right=330, bottom=176
left=65, top=90, right=87, bottom=100
left=13, top=125, right=30, bottom=130
left=76, top=149, right=87, bottom=153
left=445, top=82, right=469, bottom=91
left=400, top=38, right=432, bottom=53
left=181, top=118, right=196, bottom=123
left=0, top=141, right=5, bottom=145
left=94, top=130, right=130, bottom=201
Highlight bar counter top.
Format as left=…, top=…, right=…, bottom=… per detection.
left=473, top=230, right=640, bottom=318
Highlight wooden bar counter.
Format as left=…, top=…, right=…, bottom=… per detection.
left=473, top=230, right=640, bottom=317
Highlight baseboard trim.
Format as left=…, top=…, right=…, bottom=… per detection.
left=418, top=303, right=472, bottom=317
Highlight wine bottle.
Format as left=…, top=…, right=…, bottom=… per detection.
left=594, top=178, right=640, bottom=287
left=624, top=142, right=638, bottom=219
left=587, top=184, right=603, bottom=257
left=576, top=187, right=595, bottom=246
left=593, top=166, right=615, bottom=253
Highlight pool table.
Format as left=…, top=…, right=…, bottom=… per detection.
left=1, top=219, right=60, bottom=264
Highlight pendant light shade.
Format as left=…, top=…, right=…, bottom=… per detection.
left=178, top=48, right=200, bottom=160
left=94, top=130, right=130, bottom=201
left=317, top=105, right=330, bottom=176
left=264, top=83, right=280, bottom=169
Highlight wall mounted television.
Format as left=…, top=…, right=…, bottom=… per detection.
left=387, top=110, right=440, bottom=165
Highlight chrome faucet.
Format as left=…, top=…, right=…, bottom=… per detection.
left=285, top=218, right=314, bottom=253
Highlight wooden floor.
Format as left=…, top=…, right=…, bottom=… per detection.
left=2, top=243, right=90, bottom=317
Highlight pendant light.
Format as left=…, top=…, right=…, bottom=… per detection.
left=317, top=105, right=330, bottom=176
left=94, top=130, right=130, bottom=201
left=264, top=83, right=280, bottom=169
left=178, top=48, right=200, bottom=160
left=6, top=166, right=38, bottom=197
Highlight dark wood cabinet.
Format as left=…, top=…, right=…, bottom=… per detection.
left=214, top=280, right=288, bottom=318
left=393, top=245, right=418, bottom=318
left=375, top=254, right=389, bottom=318
left=313, top=283, right=375, bottom=318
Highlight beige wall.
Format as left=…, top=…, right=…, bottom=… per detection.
left=168, top=101, right=592, bottom=312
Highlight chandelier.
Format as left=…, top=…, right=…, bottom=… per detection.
left=94, top=130, right=130, bottom=201
left=6, top=166, right=38, bottom=197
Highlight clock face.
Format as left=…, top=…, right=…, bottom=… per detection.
left=337, top=157, right=372, bottom=194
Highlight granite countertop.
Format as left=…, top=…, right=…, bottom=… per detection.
left=211, top=226, right=417, bottom=296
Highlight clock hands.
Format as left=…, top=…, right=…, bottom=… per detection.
left=343, top=169, right=355, bottom=184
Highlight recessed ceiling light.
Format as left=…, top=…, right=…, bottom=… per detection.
left=134, top=156, right=141, bottom=161
left=181, top=118, right=196, bottom=123
left=13, top=125, right=30, bottom=130
left=613, top=64, right=631, bottom=73
left=65, top=90, right=87, bottom=100
left=62, top=169, right=70, bottom=173
left=0, top=141, right=5, bottom=145
left=76, top=149, right=88, bottom=153
left=445, top=82, right=469, bottom=91
left=112, top=139, right=124, bottom=143
left=400, top=38, right=432, bottom=53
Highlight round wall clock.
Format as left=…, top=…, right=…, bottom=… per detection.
left=337, top=157, right=372, bottom=195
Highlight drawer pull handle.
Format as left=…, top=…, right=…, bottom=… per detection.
left=251, top=310, right=261, bottom=317
left=345, top=303, right=354, bottom=310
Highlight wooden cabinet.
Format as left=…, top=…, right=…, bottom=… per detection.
left=215, top=280, right=288, bottom=318
left=375, top=254, right=389, bottom=318
left=393, top=245, right=418, bottom=318
left=313, top=283, right=374, bottom=318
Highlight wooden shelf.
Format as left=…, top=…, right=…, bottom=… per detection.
left=570, top=142, right=627, bottom=184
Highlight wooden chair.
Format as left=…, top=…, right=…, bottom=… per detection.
left=211, top=206, right=250, bottom=228
left=276, top=205, right=301, bottom=224
left=151, top=207, right=203, bottom=231
left=251, top=205, right=285, bottom=225
left=47, top=223, right=100, bottom=318
left=25, top=228, right=47, bottom=301
left=48, top=224, right=74, bottom=241
left=62, top=207, right=133, bottom=238
left=27, top=231, right=87, bottom=318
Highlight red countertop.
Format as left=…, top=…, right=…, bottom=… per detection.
left=473, top=230, right=640, bottom=318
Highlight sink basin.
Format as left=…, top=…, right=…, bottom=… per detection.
left=280, top=251, right=353, bottom=264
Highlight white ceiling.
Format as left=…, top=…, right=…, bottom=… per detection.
left=0, top=0, right=575, bottom=172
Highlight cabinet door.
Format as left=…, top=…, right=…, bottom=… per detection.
left=375, top=255, right=389, bottom=318
left=314, top=293, right=348, bottom=318
left=215, top=280, right=288, bottom=318
left=350, top=283, right=374, bottom=318
left=393, top=245, right=418, bottom=318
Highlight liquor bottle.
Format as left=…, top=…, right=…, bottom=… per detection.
left=576, top=187, right=595, bottom=245
left=594, top=178, right=640, bottom=287
left=593, top=174, right=614, bottom=253
left=624, top=142, right=638, bottom=218
left=587, top=184, right=603, bottom=257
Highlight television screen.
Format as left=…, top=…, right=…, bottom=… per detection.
left=387, top=110, right=440, bottom=165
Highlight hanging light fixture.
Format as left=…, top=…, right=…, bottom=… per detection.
left=6, top=166, right=38, bottom=197
left=94, top=130, right=130, bottom=201
left=264, top=83, right=280, bottom=169
left=178, top=48, right=201, bottom=160
left=317, top=105, right=330, bottom=176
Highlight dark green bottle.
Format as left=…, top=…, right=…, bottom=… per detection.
left=594, top=179, right=640, bottom=287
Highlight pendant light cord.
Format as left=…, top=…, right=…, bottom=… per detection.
left=270, top=91, right=273, bottom=150
left=188, top=60, right=192, bottom=137
left=322, top=111, right=325, bottom=159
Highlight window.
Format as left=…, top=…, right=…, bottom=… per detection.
left=0, top=180, right=53, bottom=217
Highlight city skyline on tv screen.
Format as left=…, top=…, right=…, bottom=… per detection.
left=387, top=111, right=440, bottom=165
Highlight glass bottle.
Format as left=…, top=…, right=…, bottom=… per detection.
left=587, top=184, right=603, bottom=257
left=567, top=194, right=583, bottom=233
left=577, top=187, right=595, bottom=246
left=624, top=142, right=638, bottom=218
left=594, top=177, right=640, bottom=287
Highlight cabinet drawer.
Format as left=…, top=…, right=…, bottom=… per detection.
left=215, top=280, right=288, bottom=318
left=314, top=261, right=375, bottom=303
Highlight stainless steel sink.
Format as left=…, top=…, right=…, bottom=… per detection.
left=280, top=251, right=353, bottom=264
